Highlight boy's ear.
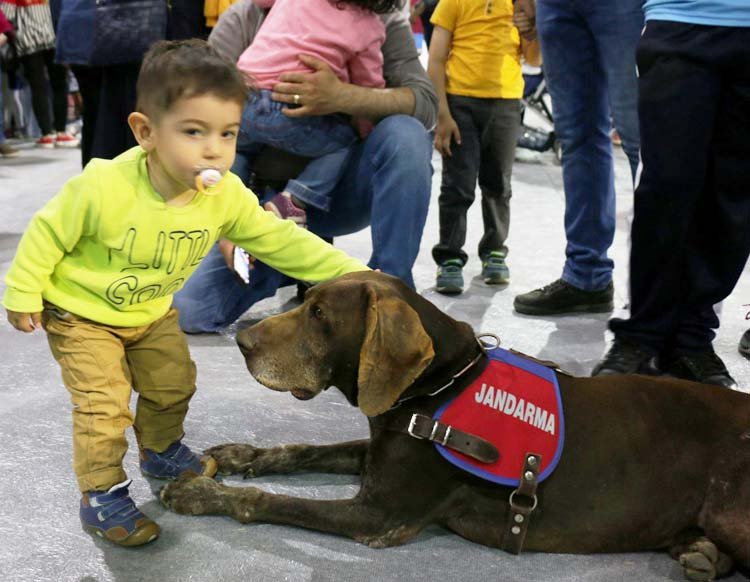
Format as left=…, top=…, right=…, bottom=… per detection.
left=128, top=112, right=156, bottom=151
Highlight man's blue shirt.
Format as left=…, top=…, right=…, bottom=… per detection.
left=645, top=0, right=750, bottom=27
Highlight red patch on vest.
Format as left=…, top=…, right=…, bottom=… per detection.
left=434, top=348, right=564, bottom=486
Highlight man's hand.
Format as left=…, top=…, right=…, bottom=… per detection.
left=0, top=33, right=8, bottom=48
left=6, top=309, right=42, bottom=333
left=272, top=55, right=344, bottom=118
left=434, top=113, right=461, bottom=158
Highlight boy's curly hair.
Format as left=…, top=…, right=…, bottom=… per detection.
left=137, top=39, right=249, bottom=119
left=333, top=0, right=401, bottom=15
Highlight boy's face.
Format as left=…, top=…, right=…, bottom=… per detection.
left=133, top=93, right=243, bottom=197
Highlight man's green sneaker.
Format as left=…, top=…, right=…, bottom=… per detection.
left=436, top=259, right=464, bottom=295
left=481, top=251, right=510, bottom=285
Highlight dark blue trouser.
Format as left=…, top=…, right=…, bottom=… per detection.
left=610, top=21, right=750, bottom=353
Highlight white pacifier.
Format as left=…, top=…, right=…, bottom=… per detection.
left=195, top=168, right=223, bottom=193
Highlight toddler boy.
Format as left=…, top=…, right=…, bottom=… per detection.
left=2, top=40, right=367, bottom=546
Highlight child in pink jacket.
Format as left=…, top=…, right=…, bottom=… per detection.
left=234, top=0, right=399, bottom=227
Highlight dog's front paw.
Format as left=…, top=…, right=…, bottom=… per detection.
left=160, top=473, right=224, bottom=516
left=204, top=443, right=264, bottom=477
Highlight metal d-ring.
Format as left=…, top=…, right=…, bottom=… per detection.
left=476, top=333, right=501, bottom=352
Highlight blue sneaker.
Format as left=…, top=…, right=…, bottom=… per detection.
left=80, top=479, right=160, bottom=546
left=436, top=259, right=464, bottom=295
left=481, top=251, right=510, bottom=285
left=140, top=440, right=203, bottom=480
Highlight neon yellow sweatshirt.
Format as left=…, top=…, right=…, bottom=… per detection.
left=2, top=147, right=368, bottom=327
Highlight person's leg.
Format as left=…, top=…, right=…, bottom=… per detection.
left=43, top=49, right=69, bottom=134
left=70, top=66, right=102, bottom=167
left=43, top=309, right=133, bottom=493
left=173, top=243, right=288, bottom=333
left=285, top=145, right=355, bottom=212
left=673, top=26, right=750, bottom=355
left=127, top=309, right=197, bottom=453
left=240, top=90, right=358, bottom=212
left=20, top=51, right=54, bottom=137
left=306, top=115, right=432, bottom=289
left=536, top=0, right=615, bottom=292
left=431, top=95, right=481, bottom=267
left=586, top=0, right=643, bottom=183
left=609, top=22, right=721, bottom=354
left=91, top=63, right=139, bottom=159
left=477, top=98, right=520, bottom=260
left=0, top=65, right=16, bottom=156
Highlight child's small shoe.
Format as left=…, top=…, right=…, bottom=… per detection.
left=436, top=259, right=464, bottom=295
left=140, top=440, right=203, bottom=480
left=481, top=251, right=510, bottom=285
left=80, top=479, right=160, bottom=547
left=264, top=192, right=307, bottom=228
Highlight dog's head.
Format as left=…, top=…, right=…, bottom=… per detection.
left=236, top=271, right=476, bottom=416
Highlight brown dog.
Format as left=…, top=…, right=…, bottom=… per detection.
left=161, top=272, right=750, bottom=581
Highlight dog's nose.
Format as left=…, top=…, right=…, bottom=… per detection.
left=236, top=330, right=257, bottom=355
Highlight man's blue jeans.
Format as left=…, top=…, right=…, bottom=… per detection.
left=173, top=115, right=433, bottom=333
left=537, top=0, right=643, bottom=291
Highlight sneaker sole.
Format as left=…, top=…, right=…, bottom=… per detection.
left=514, top=300, right=614, bottom=316
left=55, top=142, right=80, bottom=148
left=82, top=520, right=161, bottom=547
left=263, top=201, right=307, bottom=226
left=36, top=143, right=55, bottom=149
left=436, top=285, right=463, bottom=295
left=484, top=275, right=510, bottom=285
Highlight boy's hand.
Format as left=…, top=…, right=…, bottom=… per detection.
left=6, top=309, right=42, bottom=333
left=513, top=0, right=537, bottom=40
left=513, top=13, right=537, bottom=39
left=434, top=114, right=461, bottom=158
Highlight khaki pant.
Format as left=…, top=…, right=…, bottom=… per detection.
left=42, top=306, right=197, bottom=493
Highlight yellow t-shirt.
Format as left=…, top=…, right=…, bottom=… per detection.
left=431, top=0, right=523, bottom=99
left=2, top=147, right=368, bottom=327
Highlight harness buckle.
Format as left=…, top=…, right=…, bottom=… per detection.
left=407, top=414, right=425, bottom=440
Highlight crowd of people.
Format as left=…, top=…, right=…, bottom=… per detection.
left=0, top=0, right=748, bottom=549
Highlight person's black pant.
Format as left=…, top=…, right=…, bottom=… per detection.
left=610, top=21, right=750, bottom=354
left=432, top=95, right=520, bottom=266
left=70, top=63, right=139, bottom=167
left=20, top=49, right=68, bottom=135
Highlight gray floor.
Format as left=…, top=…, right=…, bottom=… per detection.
left=1, top=142, right=748, bottom=582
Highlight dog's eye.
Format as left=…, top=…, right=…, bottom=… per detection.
left=311, top=305, right=324, bottom=319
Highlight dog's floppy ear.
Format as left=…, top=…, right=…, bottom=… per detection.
left=357, top=284, right=435, bottom=417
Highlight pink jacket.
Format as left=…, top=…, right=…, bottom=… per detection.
left=237, top=0, right=385, bottom=91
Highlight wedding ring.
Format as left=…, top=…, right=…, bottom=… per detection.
left=293, top=93, right=300, bottom=105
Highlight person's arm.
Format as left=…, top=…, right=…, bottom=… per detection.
left=3, top=174, right=96, bottom=331
left=223, top=185, right=368, bottom=283
left=427, top=25, right=460, bottom=158
left=272, top=11, right=437, bottom=129
left=207, top=0, right=264, bottom=63
left=521, top=37, right=541, bottom=67
left=513, top=0, right=537, bottom=41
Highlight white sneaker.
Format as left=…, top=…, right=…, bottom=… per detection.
left=54, top=133, right=80, bottom=148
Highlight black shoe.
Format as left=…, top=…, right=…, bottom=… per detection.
left=591, top=340, right=660, bottom=377
left=665, top=351, right=738, bottom=389
left=740, top=329, right=750, bottom=360
left=514, top=279, right=614, bottom=316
